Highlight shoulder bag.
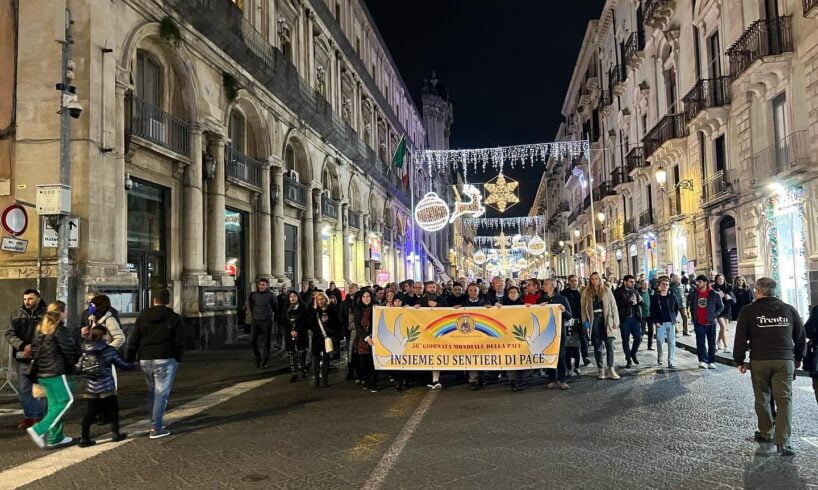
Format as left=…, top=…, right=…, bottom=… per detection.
left=317, top=313, right=334, bottom=354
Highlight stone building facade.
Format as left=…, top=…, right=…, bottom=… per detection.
left=533, top=0, right=818, bottom=318
left=0, top=0, right=453, bottom=347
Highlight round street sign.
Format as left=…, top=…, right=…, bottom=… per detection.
left=1, top=204, right=28, bottom=236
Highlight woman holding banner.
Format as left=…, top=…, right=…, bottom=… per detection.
left=581, top=272, right=620, bottom=380
left=354, top=291, right=378, bottom=393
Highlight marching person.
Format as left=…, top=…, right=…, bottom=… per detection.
left=308, top=292, right=338, bottom=388
left=688, top=275, right=724, bottom=369
left=581, top=272, right=620, bottom=380
left=126, top=289, right=185, bottom=439
left=501, top=286, right=524, bottom=306
left=447, top=283, right=466, bottom=306
left=638, top=279, right=653, bottom=351
left=325, top=281, right=343, bottom=305
left=540, top=278, right=571, bottom=390
left=456, top=283, right=490, bottom=390
left=523, top=279, right=544, bottom=305
left=26, top=301, right=78, bottom=449
left=419, top=281, right=447, bottom=307
left=354, top=290, right=378, bottom=392
left=486, top=276, right=506, bottom=305
left=650, top=277, right=679, bottom=368
left=248, top=278, right=277, bottom=369
left=669, top=274, right=689, bottom=336
left=614, top=275, right=642, bottom=368
left=712, top=274, right=735, bottom=353
left=5, top=289, right=47, bottom=429
left=804, top=304, right=818, bottom=407
left=563, top=275, right=590, bottom=366
left=732, top=276, right=753, bottom=322
left=341, top=283, right=359, bottom=381
left=283, top=291, right=309, bottom=383
left=733, top=278, right=805, bottom=456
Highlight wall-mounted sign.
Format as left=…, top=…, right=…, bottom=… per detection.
left=1, top=236, right=27, bottom=253
left=42, top=217, right=79, bottom=248
left=370, top=237, right=382, bottom=262
left=1, top=204, right=27, bottom=236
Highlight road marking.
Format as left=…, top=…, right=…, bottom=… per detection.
left=347, top=432, right=389, bottom=461
left=797, top=386, right=814, bottom=394
left=0, top=408, right=23, bottom=417
left=0, top=377, right=274, bottom=490
left=802, top=437, right=818, bottom=449
left=362, top=389, right=438, bottom=490
left=385, top=389, right=423, bottom=418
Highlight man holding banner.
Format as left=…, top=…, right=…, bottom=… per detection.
left=539, top=278, right=571, bottom=390
left=370, top=291, right=563, bottom=389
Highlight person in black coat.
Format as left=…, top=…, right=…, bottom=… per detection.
left=732, top=276, right=753, bottom=322
left=712, top=274, right=735, bottom=353
left=501, top=286, right=524, bottom=306
left=307, top=292, right=338, bottom=388
left=540, top=278, right=572, bottom=390
left=649, top=277, right=680, bottom=368
left=803, top=305, right=818, bottom=407
left=563, top=275, right=590, bottom=366
left=283, top=291, right=309, bottom=383
left=354, top=290, right=378, bottom=392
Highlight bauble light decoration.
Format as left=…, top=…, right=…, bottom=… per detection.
left=473, top=250, right=487, bottom=265
left=527, top=236, right=546, bottom=256
left=414, top=192, right=450, bottom=232
left=511, top=234, right=526, bottom=251
left=517, top=258, right=528, bottom=269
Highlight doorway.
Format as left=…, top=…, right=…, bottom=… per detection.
left=284, top=223, right=298, bottom=287
left=718, top=216, right=738, bottom=282
left=127, top=179, right=168, bottom=311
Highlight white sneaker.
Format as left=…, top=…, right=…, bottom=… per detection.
left=707, top=363, right=717, bottom=369
left=26, top=427, right=45, bottom=449
left=597, top=368, right=606, bottom=379
left=699, top=361, right=708, bottom=369
left=566, top=369, right=574, bottom=378
left=608, top=367, right=620, bottom=380
left=723, top=349, right=731, bottom=354
left=431, top=383, right=442, bottom=390
left=47, top=436, right=74, bottom=447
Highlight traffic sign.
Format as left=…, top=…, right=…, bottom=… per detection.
left=1, top=237, right=27, bottom=253
left=1, top=204, right=28, bottom=236
left=42, top=217, right=79, bottom=248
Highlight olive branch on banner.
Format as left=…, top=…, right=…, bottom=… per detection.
left=512, top=325, right=527, bottom=342
left=406, top=325, right=421, bottom=343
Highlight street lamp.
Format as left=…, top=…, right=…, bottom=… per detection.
left=596, top=212, right=605, bottom=223
left=573, top=229, right=581, bottom=238
left=655, top=167, right=667, bottom=186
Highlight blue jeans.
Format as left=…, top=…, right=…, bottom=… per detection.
left=15, top=362, right=45, bottom=419
left=620, top=317, right=642, bottom=362
left=140, top=359, right=179, bottom=431
left=655, top=322, right=676, bottom=366
left=694, top=323, right=717, bottom=363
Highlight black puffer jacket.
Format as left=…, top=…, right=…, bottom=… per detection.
left=78, top=340, right=135, bottom=394
left=308, top=305, right=339, bottom=355
left=127, top=305, right=185, bottom=362
left=5, top=300, right=47, bottom=363
left=283, top=304, right=309, bottom=350
left=30, top=323, right=78, bottom=378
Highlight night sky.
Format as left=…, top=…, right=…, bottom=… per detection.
left=364, top=0, right=605, bottom=219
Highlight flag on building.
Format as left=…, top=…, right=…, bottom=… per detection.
left=392, top=135, right=407, bottom=169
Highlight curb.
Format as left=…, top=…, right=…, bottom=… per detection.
left=674, top=340, right=812, bottom=377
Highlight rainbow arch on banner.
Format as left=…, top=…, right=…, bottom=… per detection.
left=425, top=313, right=508, bottom=339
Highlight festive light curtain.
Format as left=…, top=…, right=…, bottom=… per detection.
left=412, top=140, right=589, bottom=174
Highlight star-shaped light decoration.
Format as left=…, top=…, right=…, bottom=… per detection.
left=494, top=232, right=511, bottom=249
left=484, top=173, right=519, bottom=213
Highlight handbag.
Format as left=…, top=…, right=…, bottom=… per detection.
left=317, top=314, right=334, bottom=354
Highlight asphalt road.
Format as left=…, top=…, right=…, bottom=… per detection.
left=1, top=346, right=817, bottom=489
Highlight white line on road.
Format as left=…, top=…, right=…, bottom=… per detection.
left=0, top=408, right=23, bottom=417
left=0, top=377, right=274, bottom=490
left=362, top=389, right=439, bottom=490
left=803, top=437, right=818, bottom=449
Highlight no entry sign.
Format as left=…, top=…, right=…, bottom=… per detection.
left=1, top=204, right=28, bottom=236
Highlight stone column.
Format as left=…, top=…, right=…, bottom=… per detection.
left=113, top=81, right=130, bottom=269
left=206, top=134, right=228, bottom=282
left=363, top=214, right=371, bottom=284
left=341, top=203, right=351, bottom=284
left=271, top=161, right=286, bottom=284
left=256, top=158, right=274, bottom=281
left=312, top=186, right=324, bottom=284
left=302, top=183, right=316, bottom=283
left=182, top=124, right=206, bottom=278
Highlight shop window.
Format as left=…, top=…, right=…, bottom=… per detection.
left=127, top=179, right=168, bottom=311
left=225, top=208, right=247, bottom=312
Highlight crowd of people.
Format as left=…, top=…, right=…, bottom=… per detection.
left=5, top=288, right=185, bottom=448
left=5, top=270, right=817, bottom=458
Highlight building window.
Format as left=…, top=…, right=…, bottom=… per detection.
left=225, top=208, right=247, bottom=315
left=285, top=144, right=296, bottom=172
left=127, top=179, right=168, bottom=312
left=335, top=2, right=341, bottom=20
left=135, top=51, right=162, bottom=107
left=707, top=31, right=721, bottom=79
left=229, top=111, right=246, bottom=153
left=714, top=134, right=726, bottom=173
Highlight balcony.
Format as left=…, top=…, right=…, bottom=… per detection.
left=608, top=223, right=625, bottom=242
left=321, top=195, right=340, bottom=221
left=557, top=200, right=571, bottom=216
left=349, top=211, right=362, bottom=230
left=750, top=130, right=813, bottom=185
left=644, top=0, right=675, bottom=29
left=225, top=146, right=263, bottom=189
left=625, top=147, right=648, bottom=174
left=611, top=166, right=633, bottom=188
left=283, top=176, right=307, bottom=208
left=682, top=77, right=732, bottom=121
left=806, top=0, right=818, bottom=18
left=624, top=219, right=638, bottom=236
left=609, top=65, right=627, bottom=96
left=624, top=30, right=646, bottom=69
left=167, top=0, right=412, bottom=208
left=701, top=170, right=735, bottom=208
left=726, top=16, right=793, bottom=80
left=130, top=95, right=191, bottom=158
left=598, top=181, right=617, bottom=200
left=639, top=210, right=655, bottom=228
left=567, top=207, right=583, bottom=226
left=643, top=114, right=688, bottom=160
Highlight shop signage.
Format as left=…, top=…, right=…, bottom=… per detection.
left=369, top=237, right=382, bottom=262
left=687, top=260, right=696, bottom=275
left=377, top=271, right=389, bottom=286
